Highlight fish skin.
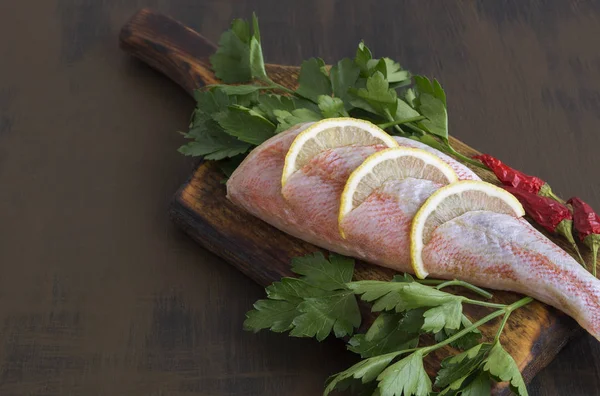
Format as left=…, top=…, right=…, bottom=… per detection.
left=227, top=123, right=600, bottom=340
left=226, top=123, right=309, bottom=241
left=424, top=211, right=600, bottom=340
left=340, top=178, right=442, bottom=271
left=227, top=123, right=476, bottom=259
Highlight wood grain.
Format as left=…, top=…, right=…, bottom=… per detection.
left=120, top=8, right=589, bottom=395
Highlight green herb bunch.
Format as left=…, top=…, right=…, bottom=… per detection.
left=178, top=13, right=484, bottom=177
left=245, top=252, right=532, bottom=396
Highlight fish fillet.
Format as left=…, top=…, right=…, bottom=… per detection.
left=227, top=123, right=600, bottom=340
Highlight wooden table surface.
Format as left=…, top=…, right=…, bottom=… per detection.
left=1, top=1, right=599, bottom=395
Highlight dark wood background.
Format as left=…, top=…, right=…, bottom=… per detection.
left=1, top=1, right=599, bottom=395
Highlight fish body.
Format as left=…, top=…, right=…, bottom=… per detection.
left=227, top=124, right=600, bottom=339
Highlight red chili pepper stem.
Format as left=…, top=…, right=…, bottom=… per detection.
left=555, top=220, right=586, bottom=268
left=567, top=197, right=600, bottom=277
left=539, top=184, right=565, bottom=204
left=584, top=234, right=600, bottom=277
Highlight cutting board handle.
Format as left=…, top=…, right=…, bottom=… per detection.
left=120, top=9, right=302, bottom=96
left=119, top=9, right=219, bottom=96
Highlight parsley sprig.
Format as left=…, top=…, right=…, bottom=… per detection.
left=245, top=253, right=532, bottom=395
left=179, top=14, right=485, bottom=172
left=244, top=252, right=361, bottom=340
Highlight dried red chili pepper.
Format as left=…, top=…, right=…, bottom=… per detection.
left=504, top=187, right=585, bottom=266
left=567, top=197, right=600, bottom=277
left=474, top=154, right=563, bottom=202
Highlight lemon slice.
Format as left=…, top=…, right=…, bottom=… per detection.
left=410, top=180, right=525, bottom=278
left=281, top=118, right=398, bottom=187
left=338, top=147, right=459, bottom=235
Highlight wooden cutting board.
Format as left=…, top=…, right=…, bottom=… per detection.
left=119, top=9, right=585, bottom=395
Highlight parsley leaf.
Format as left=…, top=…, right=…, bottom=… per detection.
left=414, top=75, right=446, bottom=106
left=244, top=253, right=361, bottom=341
left=414, top=75, right=449, bottom=139
left=318, top=95, right=348, bottom=118
left=291, top=289, right=361, bottom=340
left=434, top=315, right=482, bottom=350
left=435, top=343, right=492, bottom=389
left=366, top=309, right=424, bottom=340
left=354, top=41, right=410, bottom=86
left=258, top=94, right=297, bottom=121
left=377, top=350, right=432, bottom=396
left=178, top=124, right=251, bottom=160
left=330, top=58, right=361, bottom=109
left=296, top=58, right=332, bottom=102
left=348, top=280, right=464, bottom=314
left=210, top=14, right=266, bottom=83
left=324, top=352, right=400, bottom=395
left=214, top=104, right=276, bottom=145
left=180, top=90, right=252, bottom=159
left=244, top=299, right=300, bottom=333
left=371, top=58, right=410, bottom=84
left=207, top=84, right=266, bottom=96
left=210, top=19, right=252, bottom=83
left=266, top=277, right=329, bottom=301
left=274, top=108, right=322, bottom=133
left=236, top=91, right=261, bottom=108
left=258, top=94, right=322, bottom=126
left=328, top=378, right=379, bottom=396
left=355, top=41, right=373, bottom=77
left=395, top=98, right=421, bottom=122
left=346, top=280, right=407, bottom=311
left=243, top=277, right=329, bottom=333
left=348, top=311, right=423, bottom=358
left=405, top=88, right=417, bottom=108
left=382, top=58, right=410, bottom=84
left=482, top=342, right=528, bottom=396
left=422, top=299, right=463, bottom=333
left=249, top=13, right=267, bottom=80
left=438, top=371, right=489, bottom=396
left=194, top=88, right=233, bottom=114
left=459, top=372, right=492, bottom=396
left=350, top=280, right=468, bottom=339
left=437, top=341, right=527, bottom=396
left=392, top=273, right=416, bottom=283
left=418, top=93, right=448, bottom=139
left=293, top=96, right=322, bottom=114
left=291, top=252, right=354, bottom=290
left=349, top=71, right=398, bottom=118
